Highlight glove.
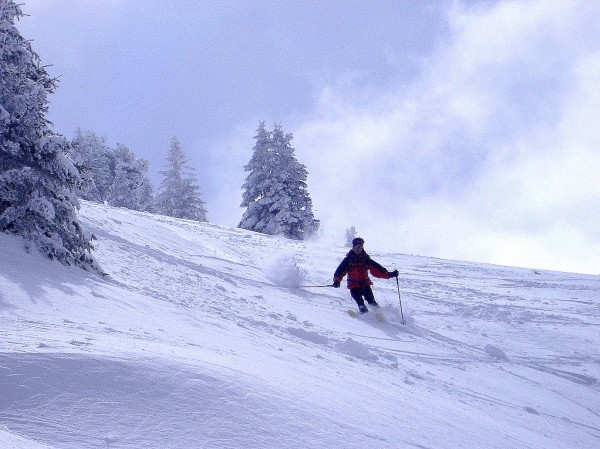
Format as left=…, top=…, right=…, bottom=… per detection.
left=333, top=281, right=340, bottom=288
left=389, top=269, right=399, bottom=278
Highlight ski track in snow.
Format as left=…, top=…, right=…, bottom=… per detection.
left=1, top=201, right=599, bottom=448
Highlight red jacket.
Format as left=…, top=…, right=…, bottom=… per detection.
left=333, top=250, right=392, bottom=289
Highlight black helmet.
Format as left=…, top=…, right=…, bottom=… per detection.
left=352, top=237, right=364, bottom=247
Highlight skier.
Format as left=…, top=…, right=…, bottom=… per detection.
left=333, top=237, right=398, bottom=314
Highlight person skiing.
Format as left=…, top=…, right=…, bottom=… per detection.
left=333, top=237, right=398, bottom=314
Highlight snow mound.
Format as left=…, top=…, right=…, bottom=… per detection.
left=334, top=338, right=378, bottom=362
left=286, top=327, right=330, bottom=345
left=485, top=344, right=509, bottom=361
left=0, top=353, right=355, bottom=449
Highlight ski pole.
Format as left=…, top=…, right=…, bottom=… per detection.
left=301, top=284, right=334, bottom=288
left=396, top=276, right=405, bottom=325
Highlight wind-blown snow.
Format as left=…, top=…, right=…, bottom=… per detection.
left=1, top=201, right=599, bottom=448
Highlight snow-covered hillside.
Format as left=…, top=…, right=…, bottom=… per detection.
left=1, top=201, right=599, bottom=449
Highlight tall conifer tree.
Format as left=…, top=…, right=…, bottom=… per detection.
left=239, top=122, right=319, bottom=240
left=69, top=129, right=115, bottom=202
left=107, top=144, right=154, bottom=212
left=0, top=1, right=99, bottom=271
left=155, top=136, right=207, bottom=221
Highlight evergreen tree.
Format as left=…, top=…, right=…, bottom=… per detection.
left=0, top=1, right=99, bottom=271
left=239, top=122, right=319, bottom=240
left=69, top=129, right=115, bottom=202
left=69, top=131, right=154, bottom=212
left=239, top=122, right=272, bottom=231
left=107, top=144, right=154, bottom=211
left=155, top=136, right=207, bottom=221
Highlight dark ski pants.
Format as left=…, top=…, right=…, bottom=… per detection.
left=350, top=286, right=378, bottom=307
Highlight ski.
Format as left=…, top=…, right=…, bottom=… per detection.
left=347, top=309, right=385, bottom=322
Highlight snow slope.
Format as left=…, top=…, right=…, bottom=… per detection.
left=1, top=201, right=599, bottom=449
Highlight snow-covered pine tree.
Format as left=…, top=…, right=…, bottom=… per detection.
left=69, top=130, right=154, bottom=212
left=107, top=144, right=154, bottom=212
left=132, top=158, right=154, bottom=213
left=239, top=122, right=272, bottom=232
left=0, top=1, right=100, bottom=271
left=239, top=123, right=319, bottom=240
left=269, top=125, right=319, bottom=239
left=69, top=129, right=115, bottom=202
left=155, top=136, right=207, bottom=221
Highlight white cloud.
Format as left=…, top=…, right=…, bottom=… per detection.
left=295, top=0, right=600, bottom=274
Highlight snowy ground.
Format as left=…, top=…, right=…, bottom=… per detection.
left=1, top=201, right=599, bottom=449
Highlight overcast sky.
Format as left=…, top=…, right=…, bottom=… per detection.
left=17, top=0, right=600, bottom=275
